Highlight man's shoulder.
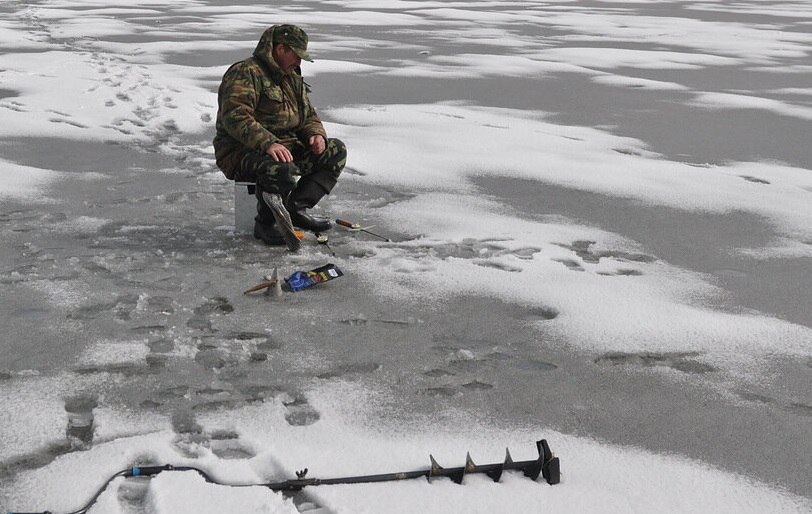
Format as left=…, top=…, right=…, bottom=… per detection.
left=225, top=57, right=264, bottom=77
left=221, top=58, right=268, bottom=93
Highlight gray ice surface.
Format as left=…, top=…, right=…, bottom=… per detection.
left=1, top=0, right=811, bottom=508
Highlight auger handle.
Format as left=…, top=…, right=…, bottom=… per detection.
left=126, top=464, right=173, bottom=477
left=539, top=439, right=560, bottom=485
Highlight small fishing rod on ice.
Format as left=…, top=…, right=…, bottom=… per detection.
left=8, top=440, right=560, bottom=514
left=335, top=218, right=391, bottom=242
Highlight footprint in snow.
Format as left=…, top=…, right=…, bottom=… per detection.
left=740, top=175, right=770, bottom=184
left=283, top=397, right=320, bottom=426
left=594, top=351, right=717, bottom=374
left=316, top=362, right=381, bottom=379
left=210, top=431, right=256, bottom=460
left=65, top=394, right=98, bottom=450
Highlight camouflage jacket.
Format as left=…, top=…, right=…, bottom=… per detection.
left=213, top=26, right=327, bottom=179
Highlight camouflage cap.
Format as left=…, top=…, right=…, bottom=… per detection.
left=273, top=24, right=313, bottom=62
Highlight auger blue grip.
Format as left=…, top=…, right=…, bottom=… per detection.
left=128, top=465, right=170, bottom=477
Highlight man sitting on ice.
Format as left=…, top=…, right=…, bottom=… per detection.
left=213, top=24, right=346, bottom=245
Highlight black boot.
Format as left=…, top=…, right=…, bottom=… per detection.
left=285, top=178, right=332, bottom=232
left=253, top=187, right=286, bottom=246
left=254, top=220, right=286, bottom=246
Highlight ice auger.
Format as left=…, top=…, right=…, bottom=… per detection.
left=8, top=439, right=559, bottom=514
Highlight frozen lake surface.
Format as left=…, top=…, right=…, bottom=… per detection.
left=1, top=1, right=810, bottom=512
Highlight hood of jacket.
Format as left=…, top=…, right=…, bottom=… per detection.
left=253, top=26, right=301, bottom=83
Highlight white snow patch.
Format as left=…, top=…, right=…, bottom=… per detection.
left=690, top=91, right=812, bottom=121
left=145, top=471, right=299, bottom=514
left=383, top=53, right=596, bottom=79
left=74, top=340, right=150, bottom=368
left=61, top=216, right=110, bottom=233
left=308, top=58, right=387, bottom=76
left=592, top=73, right=690, bottom=91
left=0, top=159, right=62, bottom=199
left=538, top=47, right=741, bottom=70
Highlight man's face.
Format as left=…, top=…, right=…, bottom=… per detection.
left=274, top=44, right=301, bottom=73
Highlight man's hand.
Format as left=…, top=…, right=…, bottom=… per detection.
left=309, top=135, right=326, bottom=155
left=266, top=142, right=293, bottom=162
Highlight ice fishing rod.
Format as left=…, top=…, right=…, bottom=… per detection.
left=335, top=218, right=391, bottom=242
left=316, top=232, right=336, bottom=256
left=7, top=440, right=559, bottom=514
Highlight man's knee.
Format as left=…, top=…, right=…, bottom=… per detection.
left=324, top=138, right=347, bottom=180
left=327, top=138, right=347, bottom=159
left=241, top=153, right=298, bottom=194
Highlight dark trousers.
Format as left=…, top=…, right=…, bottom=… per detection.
left=235, top=138, right=346, bottom=195
left=239, top=138, right=346, bottom=225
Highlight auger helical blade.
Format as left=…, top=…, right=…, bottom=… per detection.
left=483, top=452, right=506, bottom=483
left=428, top=455, right=442, bottom=483
left=501, top=442, right=542, bottom=481
left=448, top=454, right=466, bottom=484
left=427, top=454, right=465, bottom=484
left=465, top=453, right=476, bottom=473
left=468, top=452, right=503, bottom=483
left=522, top=443, right=544, bottom=482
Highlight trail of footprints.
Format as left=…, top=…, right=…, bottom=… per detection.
left=554, top=240, right=654, bottom=275
left=391, top=236, right=652, bottom=277
left=1, top=34, right=213, bottom=143
left=420, top=339, right=559, bottom=397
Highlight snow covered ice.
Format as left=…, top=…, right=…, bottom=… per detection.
left=1, top=1, right=811, bottom=513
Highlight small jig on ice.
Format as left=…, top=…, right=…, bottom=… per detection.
left=316, top=233, right=336, bottom=256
